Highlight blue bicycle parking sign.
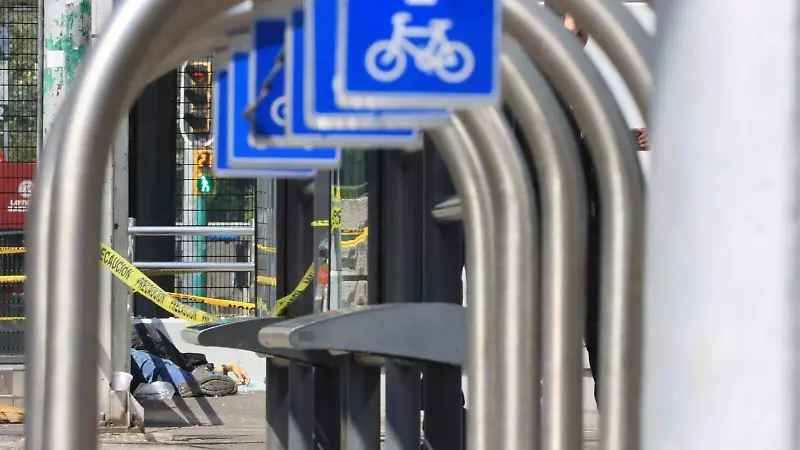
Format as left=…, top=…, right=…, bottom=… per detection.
left=335, top=0, right=500, bottom=108
left=212, top=57, right=315, bottom=179
left=304, top=0, right=450, bottom=130
left=227, top=36, right=340, bottom=170
left=285, top=7, right=422, bottom=148
left=249, top=16, right=296, bottom=147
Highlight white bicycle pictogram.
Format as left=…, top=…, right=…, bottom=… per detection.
left=270, top=95, right=287, bottom=127
left=364, top=12, right=475, bottom=84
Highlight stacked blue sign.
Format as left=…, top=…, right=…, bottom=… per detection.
left=335, top=0, right=500, bottom=108
left=227, top=32, right=340, bottom=169
left=212, top=52, right=315, bottom=178
left=303, top=0, right=450, bottom=129
left=284, top=7, right=423, bottom=147
left=210, top=0, right=500, bottom=178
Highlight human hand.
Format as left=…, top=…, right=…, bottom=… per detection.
left=564, top=14, right=589, bottom=46
left=634, top=128, right=649, bottom=150
left=225, top=362, right=251, bottom=385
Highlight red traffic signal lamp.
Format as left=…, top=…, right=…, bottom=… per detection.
left=183, top=61, right=212, bottom=139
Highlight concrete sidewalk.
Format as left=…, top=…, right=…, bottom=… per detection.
left=0, top=393, right=268, bottom=449
left=0, top=391, right=599, bottom=449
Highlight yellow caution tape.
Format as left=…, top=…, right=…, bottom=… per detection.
left=100, top=243, right=217, bottom=324
left=0, top=247, right=25, bottom=255
left=312, top=207, right=343, bottom=230
left=169, top=292, right=255, bottom=311
left=0, top=246, right=313, bottom=321
left=341, top=227, right=368, bottom=249
left=0, top=276, right=25, bottom=284
left=331, top=206, right=342, bottom=230
left=257, top=275, right=277, bottom=286
left=270, top=263, right=314, bottom=317
left=256, top=244, right=277, bottom=253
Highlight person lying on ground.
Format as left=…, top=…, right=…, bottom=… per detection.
left=130, top=348, right=250, bottom=398
left=130, top=322, right=250, bottom=397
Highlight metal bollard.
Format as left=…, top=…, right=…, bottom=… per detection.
left=458, top=108, right=539, bottom=450
left=379, top=149, right=425, bottom=448
left=501, top=39, right=588, bottom=450
left=420, top=139, right=465, bottom=450
left=503, top=4, right=646, bottom=450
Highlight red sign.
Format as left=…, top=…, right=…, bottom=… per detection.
left=0, top=162, right=35, bottom=230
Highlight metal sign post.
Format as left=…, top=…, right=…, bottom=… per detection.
left=420, top=139, right=465, bottom=449
left=376, top=148, right=425, bottom=449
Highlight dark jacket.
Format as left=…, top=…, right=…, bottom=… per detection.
left=129, top=322, right=210, bottom=391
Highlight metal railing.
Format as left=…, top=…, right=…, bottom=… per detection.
left=126, top=219, right=256, bottom=315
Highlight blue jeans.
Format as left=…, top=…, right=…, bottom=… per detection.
left=131, top=348, right=196, bottom=390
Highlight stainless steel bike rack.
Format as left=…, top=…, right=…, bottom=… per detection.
left=459, top=107, right=539, bottom=450
left=544, top=0, right=652, bottom=117
left=29, top=1, right=241, bottom=448
left=26, top=0, right=654, bottom=449
left=428, top=118, right=498, bottom=450
left=503, top=4, right=646, bottom=450
left=502, top=38, right=588, bottom=450
left=24, top=79, right=79, bottom=450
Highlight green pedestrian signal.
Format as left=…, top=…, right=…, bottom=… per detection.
left=197, top=174, right=215, bottom=196
left=193, top=148, right=215, bottom=196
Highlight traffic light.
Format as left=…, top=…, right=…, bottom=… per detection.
left=193, top=148, right=216, bottom=196
left=183, top=61, right=212, bottom=140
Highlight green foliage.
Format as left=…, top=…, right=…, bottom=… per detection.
left=3, top=8, right=38, bottom=162
left=206, top=178, right=255, bottom=223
